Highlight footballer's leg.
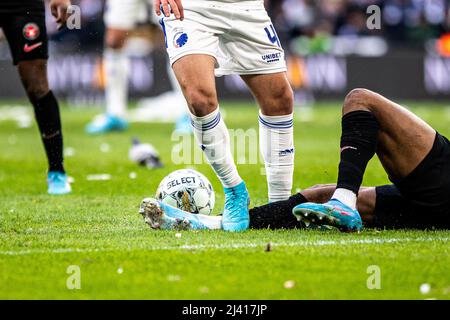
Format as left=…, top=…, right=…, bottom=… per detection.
left=18, top=59, right=70, bottom=195
left=294, top=89, right=436, bottom=231
left=173, top=55, right=249, bottom=232
left=86, top=30, right=129, bottom=135
left=242, top=72, right=295, bottom=203
left=86, top=0, right=141, bottom=134
left=1, top=3, right=71, bottom=195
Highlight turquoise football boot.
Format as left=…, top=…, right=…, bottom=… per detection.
left=293, top=199, right=362, bottom=232
left=174, top=114, right=193, bottom=135
left=139, top=198, right=210, bottom=230
left=86, top=114, right=128, bottom=134
left=222, top=181, right=250, bottom=232
left=47, top=171, right=71, bottom=195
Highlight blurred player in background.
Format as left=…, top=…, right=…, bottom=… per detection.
left=0, top=0, right=71, bottom=195
left=86, top=0, right=190, bottom=134
left=151, top=0, right=295, bottom=232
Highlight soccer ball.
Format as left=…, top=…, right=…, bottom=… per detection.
left=156, top=169, right=215, bottom=215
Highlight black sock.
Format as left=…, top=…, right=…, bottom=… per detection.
left=337, top=111, right=379, bottom=194
left=31, top=91, right=65, bottom=173
left=249, top=193, right=307, bottom=229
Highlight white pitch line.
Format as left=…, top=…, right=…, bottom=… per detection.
left=0, top=237, right=448, bottom=256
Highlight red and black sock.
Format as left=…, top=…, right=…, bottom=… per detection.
left=337, top=111, right=379, bottom=194
left=31, top=91, right=65, bottom=173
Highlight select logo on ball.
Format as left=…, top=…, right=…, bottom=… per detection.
left=156, top=169, right=215, bottom=215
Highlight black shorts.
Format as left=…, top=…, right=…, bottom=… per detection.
left=0, top=1, right=48, bottom=65
left=373, top=133, right=450, bottom=229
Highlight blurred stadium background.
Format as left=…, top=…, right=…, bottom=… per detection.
left=1, top=0, right=450, bottom=104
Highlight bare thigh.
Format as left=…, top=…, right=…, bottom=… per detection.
left=172, top=54, right=218, bottom=116
left=105, top=28, right=129, bottom=49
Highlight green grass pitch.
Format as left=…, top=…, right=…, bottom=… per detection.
left=0, top=100, right=449, bottom=299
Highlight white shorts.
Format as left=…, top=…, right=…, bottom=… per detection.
left=104, top=0, right=154, bottom=30
left=160, top=0, right=287, bottom=76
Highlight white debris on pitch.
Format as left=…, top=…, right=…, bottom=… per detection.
left=117, top=267, right=123, bottom=274
left=284, top=280, right=296, bottom=289
left=175, top=233, right=182, bottom=238
left=129, top=172, right=137, bottom=179
left=87, top=174, right=112, bottom=181
left=65, top=147, right=76, bottom=157
left=167, top=275, right=181, bottom=282
left=420, top=283, right=431, bottom=294
left=199, top=286, right=210, bottom=294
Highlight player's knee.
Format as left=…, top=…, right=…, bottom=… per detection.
left=276, top=85, right=294, bottom=113
left=24, top=81, right=49, bottom=101
left=185, top=87, right=218, bottom=116
left=18, top=62, right=49, bottom=100
left=343, top=88, right=371, bottom=114
left=263, top=85, right=294, bottom=115
left=105, top=31, right=128, bottom=50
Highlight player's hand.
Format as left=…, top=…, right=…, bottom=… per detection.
left=50, top=0, right=72, bottom=30
left=154, top=0, right=184, bottom=21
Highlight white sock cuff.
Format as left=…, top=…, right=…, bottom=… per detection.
left=332, top=188, right=357, bottom=210
left=190, top=108, right=221, bottom=131
left=259, top=112, right=294, bottom=129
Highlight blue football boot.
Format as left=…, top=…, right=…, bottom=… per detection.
left=47, top=171, right=72, bottom=195
left=222, top=181, right=250, bottom=232
left=292, top=199, right=362, bottom=232
left=86, top=114, right=128, bottom=134
left=139, top=198, right=210, bottom=230
left=174, top=114, right=193, bottom=135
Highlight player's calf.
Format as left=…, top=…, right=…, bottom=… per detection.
left=342, top=88, right=373, bottom=115
left=259, top=111, right=294, bottom=202
left=244, top=74, right=295, bottom=202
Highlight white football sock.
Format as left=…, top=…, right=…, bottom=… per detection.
left=191, top=107, right=242, bottom=188
left=104, top=48, right=129, bottom=118
left=331, top=188, right=357, bottom=210
left=259, top=112, right=294, bottom=202
left=194, top=214, right=222, bottom=230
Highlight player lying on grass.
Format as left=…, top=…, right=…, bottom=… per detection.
left=0, top=0, right=72, bottom=194
left=140, top=89, right=450, bottom=231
